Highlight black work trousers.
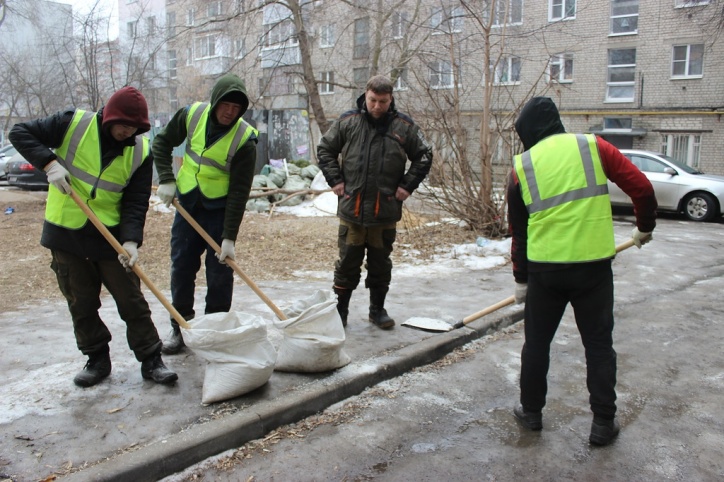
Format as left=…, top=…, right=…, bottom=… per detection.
left=51, top=250, right=162, bottom=361
left=520, top=260, right=617, bottom=420
left=333, top=219, right=396, bottom=291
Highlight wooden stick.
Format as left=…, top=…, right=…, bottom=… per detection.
left=69, top=190, right=190, bottom=329
left=172, top=199, right=288, bottom=320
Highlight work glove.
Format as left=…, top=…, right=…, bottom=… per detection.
left=156, top=182, right=177, bottom=207
left=45, top=160, right=71, bottom=194
left=514, top=282, right=527, bottom=305
left=216, top=238, right=235, bottom=265
left=632, top=227, right=653, bottom=249
left=118, top=241, right=138, bottom=270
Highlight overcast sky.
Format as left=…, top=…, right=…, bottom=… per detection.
left=58, top=0, right=119, bottom=39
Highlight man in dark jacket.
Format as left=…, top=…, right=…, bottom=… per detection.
left=153, top=74, right=258, bottom=353
left=508, top=97, right=658, bottom=445
left=9, top=86, right=178, bottom=387
left=318, top=75, right=432, bottom=329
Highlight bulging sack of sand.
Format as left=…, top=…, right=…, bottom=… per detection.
left=270, top=289, right=351, bottom=373
left=182, top=312, right=277, bottom=404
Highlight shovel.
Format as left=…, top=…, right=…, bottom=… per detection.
left=171, top=198, right=288, bottom=320
left=69, top=190, right=191, bottom=329
left=402, top=239, right=636, bottom=332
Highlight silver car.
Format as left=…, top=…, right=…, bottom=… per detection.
left=608, top=149, right=724, bottom=222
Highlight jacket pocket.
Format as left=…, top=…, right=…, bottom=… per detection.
left=374, top=188, right=402, bottom=221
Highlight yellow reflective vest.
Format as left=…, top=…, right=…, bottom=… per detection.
left=46, top=110, right=149, bottom=229
left=176, top=102, right=258, bottom=199
left=513, top=133, right=615, bottom=263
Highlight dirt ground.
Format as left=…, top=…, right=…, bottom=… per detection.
left=0, top=193, right=474, bottom=313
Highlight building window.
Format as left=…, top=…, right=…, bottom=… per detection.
left=166, top=12, right=176, bottom=38
left=431, top=4, right=464, bottom=34
left=604, top=117, right=632, bottom=130
left=661, top=134, right=701, bottom=168
left=393, top=68, right=408, bottom=90
left=610, top=0, right=638, bottom=35
left=548, top=53, right=574, bottom=82
left=195, top=35, right=217, bottom=59
left=354, top=17, right=370, bottom=59
left=259, top=69, right=293, bottom=96
left=127, top=21, right=138, bottom=38
left=320, top=24, right=335, bottom=48
left=606, top=48, right=636, bottom=102
left=263, top=19, right=297, bottom=48
left=146, top=16, right=156, bottom=35
left=234, top=39, right=245, bottom=58
left=487, top=0, right=523, bottom=27
left=392, top=12, right=408, bottom=39
left=320, top=71, right=334, bottom=93
left=491, top=56, right=521, bottom=84
left=170, top=87, right=178, bottom=111
left=186, top=8, right=195, bottom=27
left=428, top=61, right=459, bottom=89
left=207, top=1, right=223, bottom=17
left=672, top=44, right=704, bottom=78
left=186, top=47, right=193, bottom=66
left=549, top=0, right=575, bottom=21
left=353, top=67, right=369, bottom=88
left=234, top=0, right=246, bottom=14
left=168, top=50, right=177, bottom=79
left=675, top=0, right=710, bottom=6
left=148, top=53, right=156, bottom=70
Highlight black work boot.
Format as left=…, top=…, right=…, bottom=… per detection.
left=369, top=287, right=395, bottom=330
left=161, top=322, right=185, bottom=355
left=513, top=405, right=543, bottom=431
left=590, top=417, right=620, bottom=446
left=74, top=346, right=112, bottom=387
left=141, top=350, right=178, bottom=384
left=333, top=286, right=353, bottom=327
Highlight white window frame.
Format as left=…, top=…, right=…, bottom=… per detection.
left=168, top=49, right=177, bottom=79
left=195, top=34, right=217, bottom=59
left=234, top=38, right=245, bottom=59
left=166, top=12, right=176, bottom=38
left=549, top=0, right=576, bottom=21
left=661, top=133, right=701, bottom=168
left=392, top=12, right=408, bottom=39
left=428, top=61, right=460, bottom=89
left=186, top=8, right=195, bottom=27
left=127, top=20, right=138, bottom=39
left=548, top=53, right=574, bottom=83
left=319, top=24, right=335, bottom=48
left=320, top=71, right=334, bottom=94
left=431, top=5, right=464, bottom=34
left=671, top=44, right=704, bottom=79
left=610, top=0, right=638, bottom=36
left=491, top=56, right=522, bottom=85
left=145, top=16, right=156, bottom=35
left=606, top=48, right=636, bottom=102
left=675, top=0, right=710, bottom=7
left=394, top=68, right=408, bottom=90
left=489, top=0, right=523, bottom=27
left=207, top=1, right=223, bottom=18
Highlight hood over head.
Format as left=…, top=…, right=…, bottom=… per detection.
left=210, top=74, right=250, bottom=122
left=101, top=86, right=151, bottom=136
left=514, top=97, right=566, bottom=151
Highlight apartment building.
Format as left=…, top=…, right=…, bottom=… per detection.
left=118, top=0, right=723, bottom=177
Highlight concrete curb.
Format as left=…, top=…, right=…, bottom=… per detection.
left=65, top=307, right=524, bottom=482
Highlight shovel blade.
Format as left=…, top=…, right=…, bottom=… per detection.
left=401, top=317, right=454, bottom=332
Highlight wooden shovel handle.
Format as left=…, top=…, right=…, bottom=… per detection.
left=69, top=190, right=190, bottom=329
left=454, top=239, right=637, bottom=329
left=172, top=199, right=288, bottom=320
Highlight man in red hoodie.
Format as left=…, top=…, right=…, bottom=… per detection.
left=508, top=97, right=657, bottom=446
left=9, top=87, right=178, bottom=388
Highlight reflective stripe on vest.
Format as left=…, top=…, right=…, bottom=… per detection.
left=177, top=102, right=257, bottom=199
left=46, top=110, right=149, bottom=229
left=513, top=133, right=615, bottom=263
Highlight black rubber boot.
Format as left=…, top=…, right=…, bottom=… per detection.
left=73, top=346, right=112, bottom=387
left=369, top=287, right=395, bottom=330
left=161, top=322, right=185, bottom=355
left=141, top=349, right=178, bottom=384
left=333, top=286, right=352, bottom=327
left=590, top=417, right=620, bottom=446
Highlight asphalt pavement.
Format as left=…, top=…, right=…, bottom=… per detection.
left=2, top=213, right=723, bottom=481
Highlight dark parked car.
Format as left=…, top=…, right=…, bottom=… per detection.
left=608, top=149, right=724, bottom=222
left=4, top=153, right=49, bottom=190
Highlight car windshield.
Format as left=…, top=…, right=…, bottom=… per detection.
left=658, top=154, right=704, bottom=175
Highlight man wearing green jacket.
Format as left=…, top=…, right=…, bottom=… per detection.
left=153, top=74, right=258, bottom=353
left=318, top=75, right=433, bottom=329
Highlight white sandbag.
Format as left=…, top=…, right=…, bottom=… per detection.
left=272, top=289, right=351, bottom=373
left=182, top=312, right=277, bottom=404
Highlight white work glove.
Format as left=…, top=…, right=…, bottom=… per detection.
left=216, top=238, right=236, bottom=265
left=156, top=182, right=177, bottom=207
left=45, top=160, right=71, bottom=194
left=632, top=227, right=653, bottom=249
left=118, top=241, right=138, bottom=270
left=515, top=283, right=528, bottom=304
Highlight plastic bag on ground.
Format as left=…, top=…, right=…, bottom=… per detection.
left=182, top=312, right=277, bottom=404
left=271, top=290, right=351, bottom=373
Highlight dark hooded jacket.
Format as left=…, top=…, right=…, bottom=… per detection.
left=317, top=93, right=433, bottom=226
left=8, top=87, right=153, bottom=260
left=152, top=74, right=257, bottom=241
left=507, top=97, right=657, bottom=282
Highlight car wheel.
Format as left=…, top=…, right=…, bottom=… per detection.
left=683, top=192, right=718, bottom=222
